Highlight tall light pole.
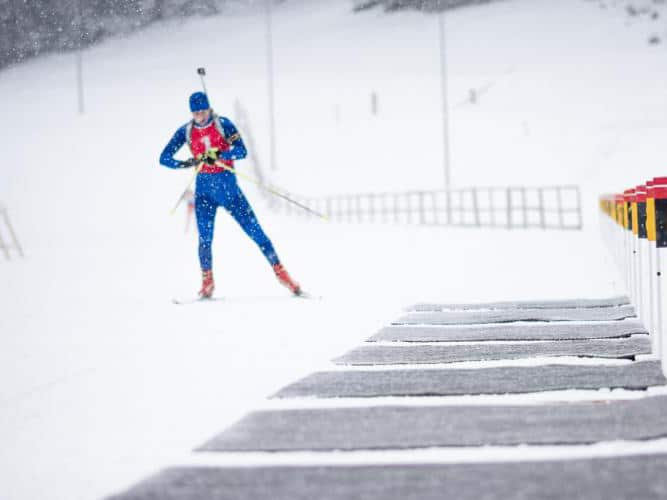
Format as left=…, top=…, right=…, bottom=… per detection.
left=438, top=7, right=451, bottom=190
left=75, top=0, right=84, bottom=114
left=76, top=50, right=84, bottom=114
left=265, top=0, right=277, bottom=171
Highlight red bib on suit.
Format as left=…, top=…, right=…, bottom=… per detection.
left=189, top=121, right=234, bottom=174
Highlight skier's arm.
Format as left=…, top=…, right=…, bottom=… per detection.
left=218, top=118, right=247, bottom=161
left=159, top=126, right=189, bottom=169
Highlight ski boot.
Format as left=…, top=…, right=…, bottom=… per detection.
left=199, top=270, right=215, bottom=299
left=273, top=263, right=301, bottom=296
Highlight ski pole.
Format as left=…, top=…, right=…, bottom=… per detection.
left=169, top=68, right=211, bottom=215
left=168, top=67, right=208, bottom=215
left=197, top=67, right=208, bottom=97
left=170, top=161, right=203, bottom=215
left=220, top=163, right=328, bottom=220
left=169, top=157, right=327, bottom=219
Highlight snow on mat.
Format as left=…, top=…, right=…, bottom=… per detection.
left=272, top=361, right=665, bottom=399
left=407, top=296, right=630, bottom=312
left=108, top=455, right=667, bottom=500
left=394, top=305, right=636, bottom=326
left=199, top=395, right=667, bottom=452
left=370, top=320, right=647, bottom=342
left=333, top=336, right=651, bottom=365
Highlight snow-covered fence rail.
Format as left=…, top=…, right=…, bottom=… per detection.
left=0, top=204, right=24, bottom=260
left=269, top=185, right=582, bottom=230
left=599, top=177, right=667, bottom=372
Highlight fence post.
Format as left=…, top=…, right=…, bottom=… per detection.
left=646, top=180, right=661, bottom=353
left=652, top=177, right=667, bottom=370
left=538, top=187, right=546, bottom=229
left=647, top=181, right=658, bottom=344
left=575, top=186, right=583, bottom=229
left=655, top=184, right=666, bottom=372
left=456, top=190, right=462, bottom=226
left=622, top=191, right=633, bottom=293
left=656, top=248, right=664, bottom=369
left=630, top=188, right=643, bottom=321
left=446, top=188, right=452, bottom=225
left=506, top=188, right=513, bottom=229
left=521, top=187, right=528, bottom=228
left=636, top=184, right=649, bottom=330
left=488, top=188, right=495, bottom=227
left=394, top=193, right=400, bottom=224
left=625, top=189, right=638, bottom=308
left=472, top=188, right=480, bottom=227
left=418, top=191, right=425, bottom=225
left=556, top=187, right=564, bottom=229
left=381, top=193, right=387, bottom=223
left=370, top=194, right=375, bottom=223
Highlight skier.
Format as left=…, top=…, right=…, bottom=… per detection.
left=159, top=91, right=301, bottom=298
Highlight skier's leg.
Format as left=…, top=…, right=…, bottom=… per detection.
left=194, top=192, right=218, bottom=297
left=226, top=190, right=280, bottom=266
left=195, top=194, right=218, bottom=271
left=226, top=190, right=301, bottom=294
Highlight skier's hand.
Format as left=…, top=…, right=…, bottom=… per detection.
left=202, top=148, right=220, bottom=165
left=179, top=158, right=198, bottom=169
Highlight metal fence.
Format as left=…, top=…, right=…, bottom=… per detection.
left=268, top=185, right=583, bottom=230
left=232, top=100, right=582, bottom=230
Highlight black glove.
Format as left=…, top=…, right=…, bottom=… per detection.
left=202, top=148, right=220, bottom=165
left=179, top=157, right=198, bottom=169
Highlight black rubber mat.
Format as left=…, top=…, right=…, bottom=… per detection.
left=107, top=454, right=667, bottom=500
left=200, top=395, right=667, bottom=452
left=273, top=361, right=665, bottom=399
left=370, top=320, right=647, bottom=342
left=394, top=305, right=636, bottom=325
left=333, top=336, right=651, bottom=365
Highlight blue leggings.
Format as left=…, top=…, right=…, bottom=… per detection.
left=195, top=172, right=279, bottom=271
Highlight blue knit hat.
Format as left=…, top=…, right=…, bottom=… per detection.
left=189, top=92, right=210, bottom=112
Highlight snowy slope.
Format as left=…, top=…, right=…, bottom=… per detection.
left=1, top=1, right=666, bottom=499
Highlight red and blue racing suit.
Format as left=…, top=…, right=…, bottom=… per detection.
left=159, top=115, right=279, bottom=271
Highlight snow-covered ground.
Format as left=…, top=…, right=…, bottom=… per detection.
left=1, top=1, right=666, bottom=499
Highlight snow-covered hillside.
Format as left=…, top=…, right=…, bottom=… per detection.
left=1, top=1, right=666, bottom=499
